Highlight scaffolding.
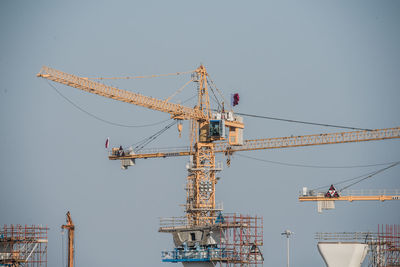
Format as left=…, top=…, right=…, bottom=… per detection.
left=160, top=213, right=264, bottom=266
left=316, top=224, right=400, bottom=267
left=0, top=225, right=48, bottom=267
left=374, top=224, right=400, bottom=267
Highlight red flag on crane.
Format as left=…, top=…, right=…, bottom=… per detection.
left=231, top=93, right=240, bottom=107
left=105, top=137, right=110, bottom=149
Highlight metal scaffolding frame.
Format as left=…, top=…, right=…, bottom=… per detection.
left=214, top=214, right=264, bottom=266
left=373, top=224, right=400, bottom=267
left=160, top=213, right=264, bottom=266
left=0, top=225, right=48, bottom=267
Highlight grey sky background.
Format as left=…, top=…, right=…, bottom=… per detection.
left=0, top=1, right=399, bottom=266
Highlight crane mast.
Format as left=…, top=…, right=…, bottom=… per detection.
left=187, top=65, right=219, bottom=225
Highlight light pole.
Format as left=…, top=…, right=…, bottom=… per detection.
left=281, top=229, right=294, bottom=267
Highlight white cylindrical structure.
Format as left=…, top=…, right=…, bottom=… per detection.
left=318, top=242, right=368, bottom=267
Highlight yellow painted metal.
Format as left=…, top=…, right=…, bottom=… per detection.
left=185, top=66, right=218, bottom=225
left=214, top=127, right=400, bottom=152
left=38, top=64, right=400, bottom=227
left=38, top=65, right=222, bottom=226
left=37, top=66, right=207, bottom=121
left=299, top=195, right=400, bottom=202
left=108, top=127, right=400, bottom=160
left=224, top=120, right=244, bottom=129
left=83, top=70, right=195, bottom=80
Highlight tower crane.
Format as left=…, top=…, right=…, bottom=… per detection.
left=38, top=65, right=400, bottom=265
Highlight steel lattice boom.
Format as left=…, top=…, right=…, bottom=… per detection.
left=108, top=127, right=400, bottom=160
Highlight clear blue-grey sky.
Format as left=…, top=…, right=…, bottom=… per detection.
left=1, top=1, right=399, bottom=266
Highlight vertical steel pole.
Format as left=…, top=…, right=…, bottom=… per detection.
left=282, top=230, right=293, bottom=267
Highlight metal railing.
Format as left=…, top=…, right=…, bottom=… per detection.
left=300, top=189, right=400, bottom=197
left=161, top=248, right=238, bottom=262
left=159, top=217, right=189, bottom=228
left=315, top=232, right=377, bottom=241
left=340, top=189, right=400, bottom=196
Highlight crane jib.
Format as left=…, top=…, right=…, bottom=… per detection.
left=107, top=127, right=400, bottom=160
left=37, top=66, right=208, bottom=121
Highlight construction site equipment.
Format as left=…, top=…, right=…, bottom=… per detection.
left=37, top=65, right=400, bottom=266
left=160, top=213, right=263, bottom=265
left=299, top=189, right=400, bottom=213
left=316, top=225, right=400, bottom=267
left=61, top=211, right=74, bottom=267
left=0, top=225, right=48, bottom=267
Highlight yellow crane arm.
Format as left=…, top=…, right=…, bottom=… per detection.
left=214, top=126, right=400, bottom=152
left=37, top=66, right=207, bottom=121
left=109, top=126, right=400, bottom=160
left=299, top=195, right=400, bottom=202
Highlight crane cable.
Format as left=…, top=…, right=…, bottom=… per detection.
left=125, top=94, right=198, bottom=151
left=84, top=70, right=195, bottom=80
left=165, top=78, right=193, bottom=102
left=310, top=161, right=400, bottom=192
left=235, top=112, right=372, bottom=131
left=339, top=161, right=400, bottom=191
left=48, top=74, right=368, bottom=131
left=236, top=153, right=400, bottom=169
left=207, top=74, right=228, bottom=109
left=46, top=80, right=172, bottom=127
left=131, top=120, right=178, bottom=152
left=207, top=79, right=223, bottom=110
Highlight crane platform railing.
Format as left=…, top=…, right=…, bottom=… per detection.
left=301, top=189, right=400, bottom=197
left=159, top=216, right=189, bottom=229
left=108, top=146, right=191, bottom=158
left=340, top=189, right=400, bottom=196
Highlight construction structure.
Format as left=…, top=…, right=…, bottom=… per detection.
left=61, top=212, right=74, bottom=267
left=300, top=188, right=400, bottom=213
left=316, top=224, right=400, bottom=267
left=374, top=224, right=400, bottom=267
left=37, top=65, right=400, bottom=265
left=0, top=225, right=48, bottom=267
left=160, top=213, right=263, bottom=265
